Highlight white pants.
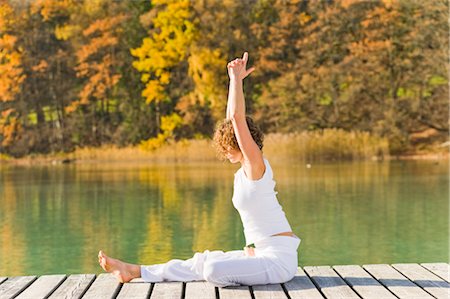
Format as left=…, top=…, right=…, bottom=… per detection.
left=140, top=235, right=301, bottom=287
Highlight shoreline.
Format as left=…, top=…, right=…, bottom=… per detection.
left=1, top=149, right=447, bottom=166
left=1, top=133, right=448, bottom=166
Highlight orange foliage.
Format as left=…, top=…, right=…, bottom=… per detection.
left=31, top=59, right=49, bottom=72
left=0, top=34, right=25, bottom=102
left=0, top=0, right=14, bottom=31
left=32, top=0, right=74, bottom=21
left=67, top=14, right=128, bottom=112
left=0, top=109, right=21, bottom=146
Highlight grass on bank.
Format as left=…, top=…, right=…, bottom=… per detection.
left=1, top=129, right=397, bottom=164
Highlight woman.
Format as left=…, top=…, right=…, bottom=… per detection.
left=98, top=52, right=301, bottom=287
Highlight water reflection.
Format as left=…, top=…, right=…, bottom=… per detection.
left=0, top=159, right=448, bottom=276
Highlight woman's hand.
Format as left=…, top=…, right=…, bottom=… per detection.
left=227, top=52, right=255, bottom=81
left=243, top=246, right=255, bottom=257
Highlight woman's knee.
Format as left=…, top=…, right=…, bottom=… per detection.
left=278, top=265, right=297, bottom=283
left=203, top=260, right=233, bottom=287
left=203, top=261, right=221, bottom=282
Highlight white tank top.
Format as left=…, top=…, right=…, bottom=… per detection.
left=232, top=157, right=293, bottom=245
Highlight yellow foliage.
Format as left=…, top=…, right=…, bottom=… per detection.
left=55, top=24, right=80, bottom=40
left=140, top=113, right=184, bottom=151
left=142, top=79, right=166, bottom=104
left=186, top=45, right=227, bottom=119
left=139, top=133, right=167, bottom=151
left=160, top=113, right=183, bottom=135
left=131, top=0, right=197, bottom=104
left=82, top=0, right=105, bottom=17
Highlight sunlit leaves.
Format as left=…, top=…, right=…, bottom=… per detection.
left=0, top=34, right=25, bottom=102
left=0, top=109, right=21, bottom=147
left=131, top=0, right=196, bottom=104
left=32, top=0, right=74, bottom=21
left=140, top=113, right=184, bottom=151
left=68, top=14, right=128, bottom=113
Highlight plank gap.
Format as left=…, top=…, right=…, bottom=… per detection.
left=302, top=266, right=328, bottom=299
left=77, top=274, right=97, bottom=299
left=331, top=266, right=364, bottom=299
left=389, top=263, right=438, bottom=298
left=363, top=264, right=434, bottom=299
left=214, top=286, right=219, bottom=299
left=353, top=265, right=399, bottom=298
left=420, top=263, right=450, bottom=283
left=148, top=282, right=155, bottom=298
left=3, top=276, right=38, bottom=299
left=248, top=285, right=255, bottom=299
left=181, top=282, right=186, bottom=299
left=280, top=283, right=291, bottom=299
left=0, top=277, right=8, bottom=286
left=112, top=282, right=124, bottom=299
left=43, top=275, right=68, bottom=298
left=392, top=263, right=450, bottom=299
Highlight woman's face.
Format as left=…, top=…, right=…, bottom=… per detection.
left=225, top=147, right=243, bottom=164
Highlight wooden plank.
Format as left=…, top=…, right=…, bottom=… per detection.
left=219, top=285, right=252, bottom=299
left=116, top=279, right=151, bottom=299
left=303, top=266, right=360, bottom=299
left=252, top=283, right=287, bottom=298
left=363, top=264, right=434, bottom=299
left=184, top=281, right=216, bottom=299
left=283, top=267, right=324, bottom=299
left=421, top=263, right=450, bottom=283
left=333, top=265, right=396, bottom=299
left=16, top=274, right=66, bottom=299
left=392, top=263, right=450, bottom=299
left=48, top=274, right=95, bottom=299
left=0, top=276, right=36, bottom=299
left=81, top=273, right=121, bottom=299
left=149, top=281, right=183, bottom=299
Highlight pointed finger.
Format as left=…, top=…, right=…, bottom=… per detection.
left=242, top=52, right=248, bottom=63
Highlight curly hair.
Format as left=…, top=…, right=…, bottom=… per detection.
left=213, top=115, right=264, bottom=160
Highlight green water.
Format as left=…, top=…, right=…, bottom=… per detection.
left=0, top=159, right=448, bottom=276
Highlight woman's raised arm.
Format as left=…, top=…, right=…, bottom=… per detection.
left=226, top=52, right=265, bottom=180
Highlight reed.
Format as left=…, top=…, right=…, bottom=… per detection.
left=263, top=129, right=390, bottom=162
left=0, top=153, right=12, bottom=161
left=71, top=139, right=218, bottom=163
left=5, top=129, right=389, bottom=164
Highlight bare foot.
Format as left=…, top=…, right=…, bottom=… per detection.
left=98, top=250, right=141, bottom=283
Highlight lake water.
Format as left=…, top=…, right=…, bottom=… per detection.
left=0, top=159, right=448, bottom=276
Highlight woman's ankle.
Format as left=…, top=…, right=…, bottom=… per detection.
left=129, top=264, right=141, bottom=279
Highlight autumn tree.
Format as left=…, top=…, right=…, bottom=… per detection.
left=0, top=0, right=25, bottom=152
left=255, top=0, right=448, bottom=153
left=0, top=0, right=447, bottom=156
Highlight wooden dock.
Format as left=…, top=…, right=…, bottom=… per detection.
left=0, top=262, right=448, bottom=298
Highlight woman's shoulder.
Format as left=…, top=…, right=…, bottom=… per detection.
left=237, top=156, right=272, bottom=183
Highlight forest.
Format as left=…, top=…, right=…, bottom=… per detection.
left=0, top=0, right=448, bottom=158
